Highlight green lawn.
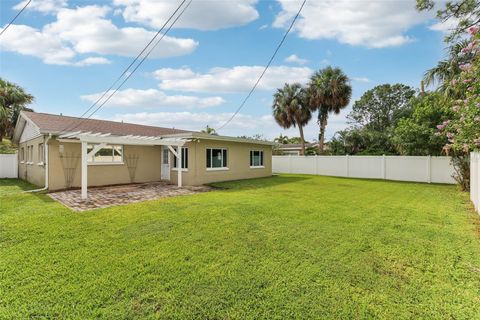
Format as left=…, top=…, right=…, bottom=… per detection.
left=1, top=175, right=480, bottom=319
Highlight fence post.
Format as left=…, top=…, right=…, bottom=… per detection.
left=427, top=155, right=432, bottom=183
left=14, top=151, right=18, bottom=178
left=382, top=155, right=386, bottom=180
left=314, top=155, right=318, bottom=175
left=345, top=155, right=349, bottom=177
left=288, top=154, right=292, bottom=173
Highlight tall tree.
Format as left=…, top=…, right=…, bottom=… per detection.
left=272, top=83, right=311, bottom=155
left=348, top=84, right=415, bottom=131
left=307, top=66, right=352, bottom=153
left=0, top=78, right=34, bottom=142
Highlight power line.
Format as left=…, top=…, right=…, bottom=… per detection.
left=0, top=0, right=31, bottom=37
left=58, top=0, right=189, bottom=135
left=216, top=0, right=307, bottom=131
left=73, top=0, right=187, bottom=123
left=82, top=0, right=192, bottom=132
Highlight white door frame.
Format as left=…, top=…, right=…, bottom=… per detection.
left=161, top=146, right=170, bottom=180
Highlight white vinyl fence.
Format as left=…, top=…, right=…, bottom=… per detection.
left=273, top=155, right=455, bottom=184
left=0, top=153, right=18, bottom=178
left=471, top=152, right=480, bottom=214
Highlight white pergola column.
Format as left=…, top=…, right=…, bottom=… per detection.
left=177, top=144, right=182, bottom=187
left=81, top=141, right=88, bottom=199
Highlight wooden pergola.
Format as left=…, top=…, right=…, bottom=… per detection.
left=59, top=131, right=190, bottom=200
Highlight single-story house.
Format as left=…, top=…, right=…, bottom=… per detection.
left=276, top=143, right=320, bottom=155
left=13, top=111, right=273, bottom=199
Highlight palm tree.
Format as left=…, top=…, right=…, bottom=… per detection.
left=0, top=78, right=34, bottom=141
left=274, top=133, right=289, bottom=144
left=307, top=66, right=352, bottom=153
left=423, top=39, right=472, bottom=98
left=201, top=125, right=217, bottom=135
left=272, top=83, right=311, bottom=155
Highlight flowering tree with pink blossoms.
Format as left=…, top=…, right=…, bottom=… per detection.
left=436, top=26, right=480, bottom=190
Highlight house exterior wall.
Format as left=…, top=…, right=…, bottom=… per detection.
left=169, top=139, right=272, bottom=185
left=48, top=138, right=162, bottom=191
left=18, top=135, right=46, bottom=187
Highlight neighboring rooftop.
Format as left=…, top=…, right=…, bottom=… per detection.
left=22, top=111, right=192, bottom=137
left=277, top=143, right=318, bottom=149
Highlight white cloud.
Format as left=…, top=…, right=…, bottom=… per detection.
left=14, top=0, right=67, bottom=14
left=429, top=17, right=459, bottom=33
left=111, top=109, right=349, bottom=140
left=284, top=54, right=308, bottom=65
left=153, top=66, right=313, bottom=93
left=273, top=0, right=431, bottom=48
left=81, top=88, right=225, bottom=109
left=0, top=24, right=76, bottom=65
left=0, top=5, right=198, bottom=65
left=113, top=0, right=259, bottom=30
left=352, top=77, right=371, bottom=83
left=74, top=57, right=112, bottom=67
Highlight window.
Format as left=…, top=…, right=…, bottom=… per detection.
left=38, top=143, right=44, bottom=164
left=26, top=146, right=33, bottom=163
left=20, top=147, right=25, bottom=162
left=173, top=147, right=188, bottom=169
left=206, top=148, right=228, bottom=169
left=250, top=150, right=264, bottom=167
left=87, top=144, right=123, bottom=164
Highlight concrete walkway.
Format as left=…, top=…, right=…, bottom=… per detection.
left=48, top=182, right=211, bottom=211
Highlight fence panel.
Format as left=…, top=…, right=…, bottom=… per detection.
left=273, top=155, right=455, bottom=184
left=0, top=153, right=18, bottom=178
left=471, top=152, right=479, bottom=213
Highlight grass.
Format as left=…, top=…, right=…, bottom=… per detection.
left=0, top=139, right=17, bottom=154
left=1, top=175, right=480, bottom=319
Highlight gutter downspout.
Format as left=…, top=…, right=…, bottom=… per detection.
left=25, top=134, right=51, bottom=193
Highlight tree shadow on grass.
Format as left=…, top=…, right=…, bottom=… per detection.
left=208, top=175, right=311, bottom=191
left=0, top=178, right=37, bottom=190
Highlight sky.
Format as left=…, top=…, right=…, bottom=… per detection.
left=0, top=0, right=451, bottom=141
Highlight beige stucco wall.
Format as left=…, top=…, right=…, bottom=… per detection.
left=18, top=136, right=46, bottom=187
left=48, top=138, right=162, bottom=191
left=169, top=139, right=272, bottom=186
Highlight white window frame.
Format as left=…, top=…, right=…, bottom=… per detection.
left=250, top=150, right=264, bottom=168
left=37, top=143, right=45, bottom=165
left=87, top=144, right=124, bottom=165
left=172, top=146, right=189, bottom=172
left=20, top=147, right=25, bottom=163
left=206, top=148, right=229, bottom=171
left=27, top=145, right=33, bottom=164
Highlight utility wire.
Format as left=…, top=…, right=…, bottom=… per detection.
left=216, top=0, right=307, bottom=131
left=83, top=0, right=192, bottom=131
left=58, top=0, right=190, bottom=135
left=0, top=0, right=31, bottom=37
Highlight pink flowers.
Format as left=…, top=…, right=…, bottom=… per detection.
left=468, top=26, right=479, bottom=35
left=452, top=105, right=460, bottom=112
left=459, top=63, right=472, bottom=72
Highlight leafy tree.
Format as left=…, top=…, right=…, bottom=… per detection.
left=272, top=83, right=312, bottom=155
left=416, top=0, right=480, bottom=42
left=393, top=92, right=452, bottom=155
left=349, top=84, right=415, bottom=131
left=0, top=78, right=34, bottom=142
left=201, top=125, right=217, bottom=135
left=307, top=66, right=352, bottom=153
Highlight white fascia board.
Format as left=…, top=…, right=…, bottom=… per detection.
left=161, top=132, right=276, bottom=146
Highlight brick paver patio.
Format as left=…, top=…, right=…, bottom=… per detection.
left=48, top=182, right=212, bottom=211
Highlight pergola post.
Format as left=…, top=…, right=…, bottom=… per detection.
left=81, top=141, right=88, bottom=199
left=177, top=144, right=182, bottom=187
